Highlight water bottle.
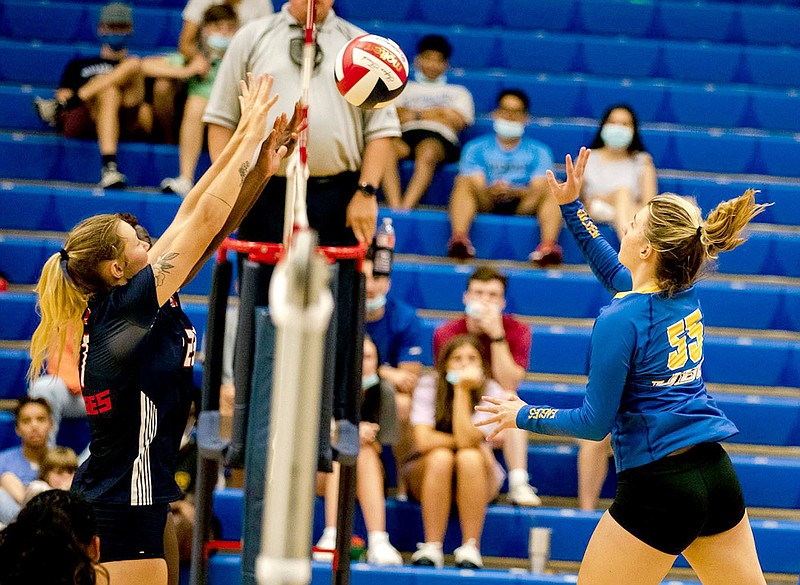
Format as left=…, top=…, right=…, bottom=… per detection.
left=372, top=217, right=395, bottom=277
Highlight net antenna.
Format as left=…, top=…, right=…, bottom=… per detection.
left=283, top=0, right=316, bottom=244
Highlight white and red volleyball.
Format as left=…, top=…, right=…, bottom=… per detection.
left=334, top=34, right=409, bottom=109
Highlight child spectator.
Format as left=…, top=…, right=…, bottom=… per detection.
left=142, top=4, right=239, bottom=197
left=383, top=35, right=474, bottom=210
left=313, top=336, right=403, bottom=566
left=10, top=447, right=79, bottom=504
left=447, top=89, right=562, bottom=266
left=406, top=334, right=508, bottom=569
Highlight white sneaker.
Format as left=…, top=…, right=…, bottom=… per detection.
left=454, top=538, right=483, bottom=569
left=34, top=97, right=60, bottom=127
left=508, top=483, right=542, bottom=506
left=367, top=532, right=402, bottom=566
left=410, top=541, right=443, bottom=568
left=312, top=527, right=336, bottom=562
left=100, top=163, right=126, bottom=189
left=160, top=176, right=193, bottom=197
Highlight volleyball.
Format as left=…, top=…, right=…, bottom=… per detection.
left=334, top=34, right=409, bottom=109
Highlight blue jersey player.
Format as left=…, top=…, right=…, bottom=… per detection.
left=28, top=74, right=299, bottom=585
left=477, top=148, right=768, bottom=585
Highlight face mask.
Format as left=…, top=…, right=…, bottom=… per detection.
left=413, top=67, right=446, bottom=85
left=445, top=370, right=460, bottom=385
left=465, top=302, right=483, bottom=319
left=100, top=33, right=130, bottom=52
left=361, top=373, right=380, bottom=390
left=493, top=118, right=525, bottom=139
left=600, top=123, right=634, bottom=149
left=207, top=34, right=232, bottom=52
left=365, top=294, right=387, bottom=312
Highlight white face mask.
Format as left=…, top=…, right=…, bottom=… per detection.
left=413, top=66, right=446, bottom=85
left=600, top=123, right=634, bottom=149
left=493, top=118, right=525, bottom=139
left=361, top=373, right=380, bottom=389
left=365, top=294, right=387, bottom=313
left=445, top=370, right=460, bottom=385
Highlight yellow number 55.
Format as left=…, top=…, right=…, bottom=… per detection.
left=667, top=308, right=704, bottom=370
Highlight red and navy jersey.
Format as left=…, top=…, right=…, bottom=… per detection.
left=73, top=266, right=196, bottom=506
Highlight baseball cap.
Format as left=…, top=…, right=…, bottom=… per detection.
left=100, top=2, right=133, bottom=26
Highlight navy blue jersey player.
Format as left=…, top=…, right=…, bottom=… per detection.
left=477, top=148, right=768, bottom=585
left=29, top=74, right=299, bottom=585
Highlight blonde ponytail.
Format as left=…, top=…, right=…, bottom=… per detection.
left=28, top=214, right=127, bottom=382
left=702, top=189, right=769, bottom=259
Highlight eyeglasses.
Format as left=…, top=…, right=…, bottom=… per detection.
left=289, top=36, right=324, bottom=71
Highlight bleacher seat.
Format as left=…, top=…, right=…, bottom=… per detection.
left=449, top=70, right=501, bottom=115
left=667, top=85, right=751, bottom=129
left=661, top=42, right=744, bottom=85
left=739, top=4, right=800, bottom=48
left=744, top=46, right=800, bottom=88
left=499, top=33, right=582, bottom=75
left=581, top=37, right=661, bottom=79
left=497, top=0, right=577, bottom=33
left=750, top=88, right=800, bottom=134
left=335, top=0, right=415, bottom=23
left=577, top=0, right=656, bottom=38
left=671, top=130, right=759, bottom=175
left=583, top=80, right=668, bottom=126
left=418, top=0, right=495, bottom=27
left=501, top=74, right=585, bottom=120
left=758, top=134, right=800, bottom=179
left=1, top=1, right=88, bottom=44
left=655, top=1, right=739, bottom=43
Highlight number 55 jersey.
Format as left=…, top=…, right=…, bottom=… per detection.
left=516, top=201, right=738, bottom=472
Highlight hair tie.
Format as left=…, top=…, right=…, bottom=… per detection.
left=59, top=248, right=69, bottom=261
left=59, top=249, right=74, bottom=285
left=696, top=225, right=703, bottom=238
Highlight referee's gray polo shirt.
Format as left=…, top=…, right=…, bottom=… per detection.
left=204, top=4, right=401, bottom=177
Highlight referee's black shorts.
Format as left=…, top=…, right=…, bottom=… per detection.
left=608, top=442, right=746, bottom=555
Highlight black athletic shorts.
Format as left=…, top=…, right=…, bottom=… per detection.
left=608, top=442, right=745, bottom=555
left=93, top=502, right=169, bottom=562
left=402, top=128, right=461, bottom=163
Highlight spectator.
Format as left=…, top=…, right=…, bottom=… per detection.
left=0, top=397, right=53, bottom=525
left=582, top=104, right=657, bottom=239
left=151, top=0, right=273, bottom=144
left=53, top=2, right=151, bottom=189
left=406, top=334, right=507, bottom=569
left=0, top=489, right=106, bottom=585
left=142, top=4, right=240, bottom=197
left=447, top=89, right=562, bottom=266
left=363, top=252, right=422, bottom=499
left=0, top=446, right=79, bottom=506
left=433, top=267, right=541, bottom=507
left=382, top=34, right=474, bottom=210
left=313, top=336, right=402, bottom=566
left=28, top=213, right=152, bottom=456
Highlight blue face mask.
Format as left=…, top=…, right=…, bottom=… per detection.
left=600, top=123, right=634, bottom=149
left=207, top=34, right=232, bottom=52
left=365, top=294, right=387, bottom=313
left=413, top=66, right=446, bottom=85
left=493, top=118, right=525, bottom=139
left=100, top=33, right=130, bottom=52
left=362, top=373, right=380, bottom=390
left=445, top=370, right=460, bottom=385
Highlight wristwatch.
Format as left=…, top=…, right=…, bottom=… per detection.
left=490, top=335, right=507, bottom=343
left=357, top=182, right=378, bottom=197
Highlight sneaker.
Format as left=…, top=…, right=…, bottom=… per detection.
left=34, top=97, right=61, bottom=128
left=454, top=538, right=483, bottom=569
left=508, top=483, right=542, bottom=507
left=367, top=532, right=403, bottom=566
left=312, top=527, right=336, bottom=562
left=529, top=242, right=563, bottom=267
left=100, top=163, right=127, bottom=190
left=447, top=235, right=476, bottom=260
left=160, top=176, right=194, bottom=198
left=410, top=541, right=444, bottom=568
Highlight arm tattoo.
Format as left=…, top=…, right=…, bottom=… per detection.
left=152, top=251, right=178, bottom=287
left=239, top=160, right=250, bottom=185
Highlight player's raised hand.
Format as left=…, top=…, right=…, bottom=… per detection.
left=545, top=146, right=590, bottom=206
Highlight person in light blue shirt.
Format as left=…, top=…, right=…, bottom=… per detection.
left=447, top=89, right=563, bottom=267
left=477, top=148, right=767, bottom=585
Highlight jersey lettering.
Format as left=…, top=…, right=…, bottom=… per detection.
left=183, top=328, right=197, bottom=368
left=666, top=308, right=704, bottom=370
left=84, top=389, right=112, bottom=415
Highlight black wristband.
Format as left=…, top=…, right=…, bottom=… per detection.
left=357, top=182, right=378, bottom=197
left=490, top=335, right=506, bottom=343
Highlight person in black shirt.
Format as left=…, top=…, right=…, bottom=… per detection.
left=54, top=2, right=150, bottom=189
left=28, top=73, right=299, bottom=585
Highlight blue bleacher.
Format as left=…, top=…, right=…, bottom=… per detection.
left=655, top=1, right=739, bottom=43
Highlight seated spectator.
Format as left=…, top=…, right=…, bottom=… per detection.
left=313, top=336, right=402, bottom=566
left=28, top=213, right=152, bottom=458
left=150, top=0, right=273, bottom=144
left=406, top=334, right=508, bottom=569
left=0, top=398, right=53, bottom=525
left=447, top=89, right=562, bottom=266
left=382, top=35, right=474, bottom=210
left=53, top=2, right=151, bottom=189
left=0, top=489, right=106, bottom=584
left=577, top=436, right=614, bottom=511
left=581, top=104, right=657, bottom=239
left=433, top=267, right=541, bottom=507
left=142, top=4, right=239, bottom=197
left=363, top=252, right=423, bottom=499
left=1, top=446, right=79, bottom=505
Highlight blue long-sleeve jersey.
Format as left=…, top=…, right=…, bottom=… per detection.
left=516, top=200, right=738, bottom=472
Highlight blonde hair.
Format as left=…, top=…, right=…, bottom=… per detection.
left=645, top=189, right=768, bottom=296
left=40, top=447, right=79, bottom=480
left=29, top=214, right=127, bottom=382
